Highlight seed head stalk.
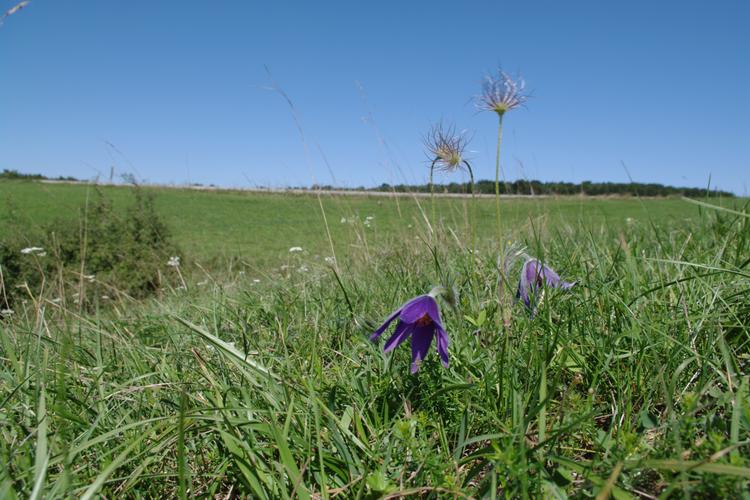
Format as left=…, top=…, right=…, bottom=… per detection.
left=477, top=69, right=527, bottom=245
left=477, top=69, right=528, bottom=339
left=494, top=112, right=511, bottom=335
left=429, top=157, right=439, bottom=238
left=424, top=122, right=472, bottom=242
left=463, top=160, right=477, bottom=272
left=494, top=112, right=505, bottom=241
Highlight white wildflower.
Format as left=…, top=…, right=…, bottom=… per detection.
left=289, top=246, right=303, bottom=253
left=101, top=295, right=110, bottom=300
left=324, top=256, right=336, bottom=265
left=21, top=247, right=45, bottom=256
left=1, top=309, right=13, bottom=316
left=340, top=217, right=347, bottom=224
left=167, top=256, right=181, bottom=267
left=253, top=279, right=261, bottom=283
left=298, top=265, right=309, bottom=273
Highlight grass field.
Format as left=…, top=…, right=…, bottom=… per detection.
left=0, top=180, right=719, bottom=265
left=1, top=179, right=749, bottom=498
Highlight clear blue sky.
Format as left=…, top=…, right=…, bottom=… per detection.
left=1, top=1, right=748, bottom=193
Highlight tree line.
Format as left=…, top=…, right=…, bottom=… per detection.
left=3, top=168, right=733, bottom=198
left=358, top=179, right=733, bottom=197
left=0, top=169, right=78, bottom=182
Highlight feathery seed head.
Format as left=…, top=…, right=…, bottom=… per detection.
left=477, top=70, right=528, bottom=115
left=424, top=122, right=471, bottom=172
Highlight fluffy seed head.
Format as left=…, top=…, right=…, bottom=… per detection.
left=423, top=122, right=471, bottom=172
left=477, top=70, right=528, bottom=115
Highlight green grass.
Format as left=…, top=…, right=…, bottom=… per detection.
left=0, top=179, right=722, bottom=265
left=1, top=179, right=749, bottom=497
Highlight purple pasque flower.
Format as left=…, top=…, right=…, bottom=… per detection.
left=517, top=258, right=576, bottom=314
left=370, top=294, right=449, bottom=374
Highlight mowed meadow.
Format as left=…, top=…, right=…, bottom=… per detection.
left=0, top=180, right=704, bottom=264
left=1, top=179, right=749, bottom=498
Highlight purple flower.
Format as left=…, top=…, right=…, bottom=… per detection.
left=370, top=295, right=449, bottom=374
left=517, top=259, right=576, bottom=314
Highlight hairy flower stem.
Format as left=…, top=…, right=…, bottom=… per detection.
left=463, top=160, right=477, bottom=273
left=495, top=111, right=510, bottom=335
left=494, top=112, right=505, bottom=240
left=430, top=157, right=439, bottom=237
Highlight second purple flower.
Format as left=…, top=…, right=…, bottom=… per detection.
left=517, top=258, right=576, bottom=315
left=370, top=294, right=449, bottom=374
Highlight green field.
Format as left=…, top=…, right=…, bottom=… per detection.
left=0, top=180, right=718, bottom=265
left=1, top=179, right=749, bottom=498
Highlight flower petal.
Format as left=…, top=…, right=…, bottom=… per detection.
left=517, top=258, right=576, bottom=313
left=517, top=260, right=536, bottom=307
left=436, top=326, right=449, bottom=368
left=516, top=282, right=529, bottom=308
left=400, top=295, right=439, bottom=324
left=559, top=280, right=576, bottom=290
left=369, top=306, right=402, bottom=341
left=523, top=259, right=541, bottom=284
left=410, top=325, right=435, bottom=374
left=383, top=321, right=413, bottom=353
left=539, top=262, right=563, bottom=287
left=423, top=296, right=444, bottom=328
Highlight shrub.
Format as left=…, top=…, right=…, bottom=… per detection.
left=0, top=187, right=180, bottom=307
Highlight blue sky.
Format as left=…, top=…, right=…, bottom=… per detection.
left=1, top=1, right=748, bottom=193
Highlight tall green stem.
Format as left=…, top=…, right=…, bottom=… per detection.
left=463, top=160, right=476, bottom=273
left=494, top=112, right=508, bottom=402
left=494, top=112, right=505, bottom=240
left=429, top=158, right=438, bottom=236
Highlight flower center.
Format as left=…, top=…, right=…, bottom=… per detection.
left=415, top=313, right=433, bottom=326
left=493, top=104, right=508, bottom=115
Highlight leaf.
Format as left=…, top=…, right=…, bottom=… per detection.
left=29, top=385, right=48, bottom=500
left=174, top=316, right=277, bottom=380
left=366, top=471, right=392, bottom=493
left=638, top=409, right=657, bottom=429
left=463, top=315, right=478, bottom=328
left=642, top=459, right=750, bottom=478
left=681, top=197, right=749, bottom=219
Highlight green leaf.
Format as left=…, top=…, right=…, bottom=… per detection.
left=29, top=385, right=48, bottom=500
left=174, top=316, right=277, bottom=380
